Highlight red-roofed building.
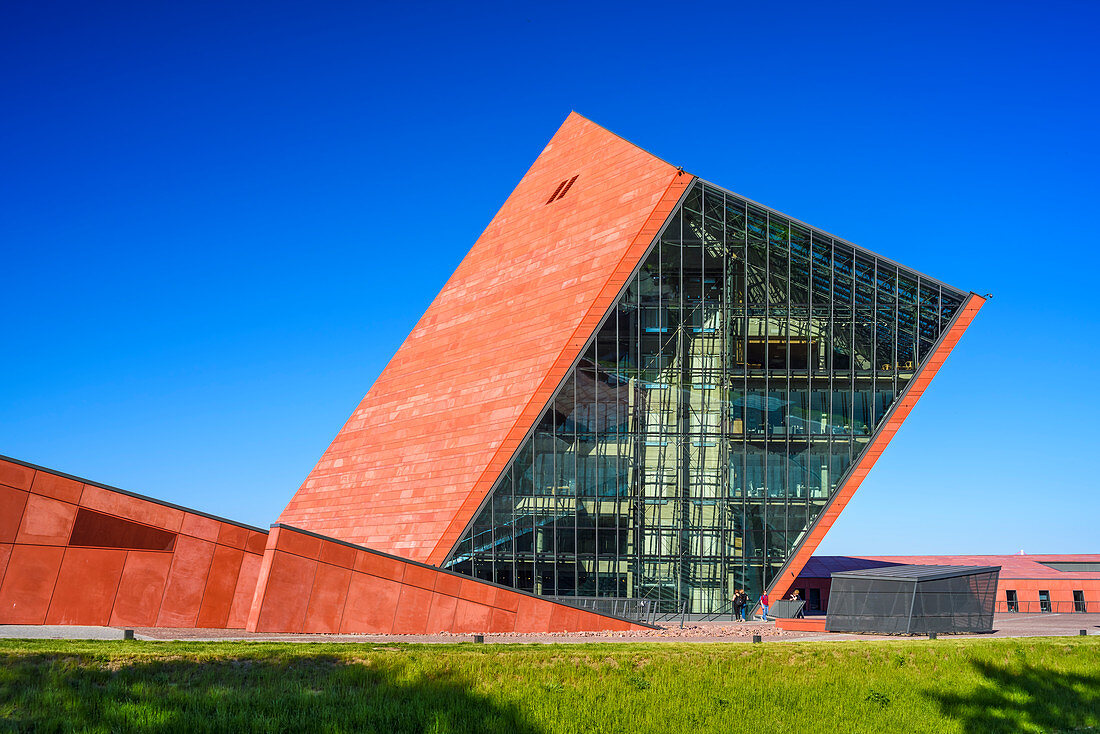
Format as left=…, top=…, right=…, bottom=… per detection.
left=793, top=555, right=1100, bottom=614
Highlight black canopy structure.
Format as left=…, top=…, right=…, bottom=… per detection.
left=825, top=565, right=1000, bottom=634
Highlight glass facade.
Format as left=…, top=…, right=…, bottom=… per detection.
left=444, top=180, right=968, bottom=613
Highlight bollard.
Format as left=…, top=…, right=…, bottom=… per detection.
left=473, top=634, right=485, bottom=644
left=928, top=632, right=937, bottom=640
left=123, top=629, right=134, bottom=641
left=1081, top=630, right=1088, bottom=636
left=752, top=635, right=762, bottom=643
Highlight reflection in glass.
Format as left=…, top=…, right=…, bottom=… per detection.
left=445, top=180, right=968, bottom=613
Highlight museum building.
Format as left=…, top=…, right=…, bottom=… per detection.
left=0, top=114, right=987, bottom=632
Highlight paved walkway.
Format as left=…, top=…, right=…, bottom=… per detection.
left=2, top=614, right=1097, bottom=645
left=0, top=625, right=152, bottom=641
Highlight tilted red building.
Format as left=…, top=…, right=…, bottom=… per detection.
left=0, top=113, right=990, bottom=632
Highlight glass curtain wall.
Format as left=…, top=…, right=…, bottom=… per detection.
left=445, top=180, right=967, bottom=613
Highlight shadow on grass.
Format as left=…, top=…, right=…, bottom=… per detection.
left=928, top=658, right=1100, bottom=734
left=0, top=652, right=541, bottom=733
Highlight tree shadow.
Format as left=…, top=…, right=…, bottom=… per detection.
left=0, top=651, right=542, bottom=733
left=927, top=658, right=1100, bottom=734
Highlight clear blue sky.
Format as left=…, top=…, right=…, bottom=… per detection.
left=2, top=1, right=1097, bottom=555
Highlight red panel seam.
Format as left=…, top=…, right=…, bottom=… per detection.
left=208, top=544, right=245, bottom=629
left=0, top=543, right=10, bottom=593
left=41, top=546, right=68, bottom=625
left=105, top=549, right=128, bottom=626
left=331, top=560, right=355, bottom=634
left=12, top=473, right=34, bottom=540
left=0, top=483, right=32, bottom=590
left=0, top=465, right=36, bottom=493
left=300, top=556, right=326, bottom=632
left=190, top=540, right=219, bottom=628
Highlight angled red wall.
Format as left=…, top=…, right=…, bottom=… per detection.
left=279, top=112, right=692, bottom=565
left=247, top=524, right=650, bottom=634
left=770, top=293, right=987, bottom=599
left=0, top=456, right=266, bottom=628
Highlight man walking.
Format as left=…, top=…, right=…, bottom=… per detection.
left=759, top=591, right=770, bottom=622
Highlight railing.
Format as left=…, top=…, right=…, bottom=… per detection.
left=548, top=596, right=687, bottom=627
left=768, top=599, right=806, bottom=619
left=696, top=599, right=738, bottom=622
left=995, top=600, right=1090, bottom=614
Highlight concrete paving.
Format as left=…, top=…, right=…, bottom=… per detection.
left=0, top=625, right=154, bottom=641
left=1, top=614, right=1096, bottom=645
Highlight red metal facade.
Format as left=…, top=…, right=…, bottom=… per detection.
left=247, top=525, right=648, bottom=634
left=0, top=457, right=267, bottom=628
left=0, top=455, right=651, bottom=634
left=278, top=113, right=691, bottom=565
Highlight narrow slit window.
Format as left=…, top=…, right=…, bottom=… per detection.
left=546, top=175, right=578, bottom=204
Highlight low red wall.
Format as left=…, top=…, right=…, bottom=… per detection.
left=774, top=617, right=827, bottom=632
left=247, top=524, right=650, bottom=634
left=0, top=457, right=267, bottom=628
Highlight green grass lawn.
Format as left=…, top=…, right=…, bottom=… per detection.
left=0, top=637, right=1097, bottom=733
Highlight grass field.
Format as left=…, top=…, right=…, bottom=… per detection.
left=0, top=637, right=1097, bottom=733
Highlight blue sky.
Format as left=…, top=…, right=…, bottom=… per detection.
left=2, top=1, right=1097, bottom=555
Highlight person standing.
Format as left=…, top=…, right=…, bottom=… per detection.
left=759, top=591, right=770, bottom=622
left=788, top=589, right=803, bottom=618
left=737, top=589, right=748, bottom=621
left=732, top=590, right=744, bottom=622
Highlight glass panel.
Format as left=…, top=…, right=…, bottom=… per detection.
left=445, top=180, right=969, bottom=613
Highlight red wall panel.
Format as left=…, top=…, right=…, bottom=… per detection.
left=0, top=486, right=28, bottom=543
left=339, top=573, right=402, bottom=633
left=45, top=548, right=127, bottom=625
left=392, top=583, right=434, bottom=635
left=29, top=471, right=83, bottom=504
left=425, top=593, right=459, bottom=632
left=0, top=545, right=65, bottom=624
left=196, top=545, right=244, bottom=628
left=452, top=599, right=493, bottom=634
left=182, top=513, right=222, bottom=543
left=251, top=549, right=317, bottom=633
left=303, top=562, right=352, bottom=633
left=16, top=494, right=78, bottom=546
left=217, top=522, right=249, bottom=550
left=226, top=551, right=263, bottom=629
left=156, top=536, right=216, bottom=627
left=0, top=544, right=12, bottom=590
left=0, top=456, right=268, bottom=629
left=80, top=484, right=185, bottom=533
left=248, top=525, right=649, bottom=634
left=109, top=551, right=174, bottom=628
left=0, top=459, right=34, bottom=491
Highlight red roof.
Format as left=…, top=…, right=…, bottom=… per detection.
left=279, top=113, right=689, bottom=564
